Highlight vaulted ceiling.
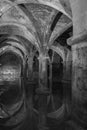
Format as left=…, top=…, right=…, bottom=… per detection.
left=0, top=0, right=72, bottom=52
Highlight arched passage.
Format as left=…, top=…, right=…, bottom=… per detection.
left=0, top=44, right=28, bottom=127
left=52, top=52, right=63, bottom=108
left=47, top=49, right=65, bottom=122
left=0, top=52, right=22, bottom=108
left=47, top=46, right=72, bottom=122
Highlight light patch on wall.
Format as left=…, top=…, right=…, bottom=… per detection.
left=0, top=66, right=20, bottom=82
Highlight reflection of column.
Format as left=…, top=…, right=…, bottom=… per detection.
left=36, top=53, right=49, bottom=130
left=68, top=0, right=87, bottom=125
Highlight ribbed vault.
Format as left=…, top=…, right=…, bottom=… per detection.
left=0, top=0, right=72, bottom=51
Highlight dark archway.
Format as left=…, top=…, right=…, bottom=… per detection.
left=47, top=51, right=65, bottom=123
left=49, top=52, right=63, bottom=112
left=0, top=45, right=27, bottom=128
left=0, top=52, right=22, bottom=108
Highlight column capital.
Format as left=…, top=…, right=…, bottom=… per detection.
left=38, top=53, right=49, bottom=61
left=67, top=30, right=87, bottom=46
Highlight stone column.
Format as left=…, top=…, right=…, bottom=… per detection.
left=49, top=60, right=52, bottom=93
left=68, top=36, right=87, bottom=125
left=68, top=0, right=87, bottom=125
left=70, top=0, right=87, bottom=36
left=36, top=52, right=49, bottom=130
left=63, top=50, right=72, bottom=117
left=27, top=56, right=34, bottom=79
left=27, top=49, right=35, bottom=80
left=38, top=53, right=48, bottom=90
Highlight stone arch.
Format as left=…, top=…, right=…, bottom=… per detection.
left=51, top=44, right=66, bottom=62
left=0, top=23, right=39, bottom=50
left=0, top=45, right=25, bottom=69
left=0, top=46, right=26, bottom=124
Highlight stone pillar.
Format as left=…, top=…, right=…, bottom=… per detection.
left=67, top=0, right=87, bottom=125
left=27, top=56, right=34, bottom=79
left=38, top=53, right=48, bottom=90
left=63, top=50, right=72, bottom=117
left=36, top=53, right=49, bottom=130
left=70, top=0, right=87, bottom=36
left=49, top=60, right=52, bottom=93
left=68, top=35, right=87, bottom=125
left=27, top=50, right=35, bottom=80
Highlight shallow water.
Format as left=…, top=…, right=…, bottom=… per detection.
left=0, top=70, right=84, bottom=130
